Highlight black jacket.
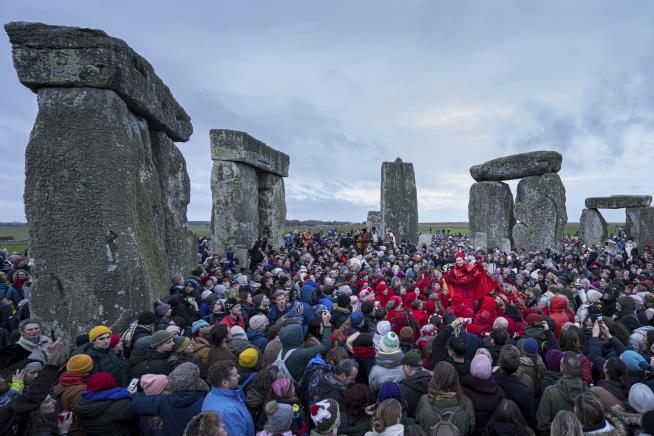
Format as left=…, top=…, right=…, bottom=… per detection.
left=399, top=370, right=431, bottom=418
left=129, top=349, right=172, bottom=379
left=74, top=395, right=137, bottom=436
left=461, top=375, right=506, bottom=434
left=494, top=371, right=536, bottom=430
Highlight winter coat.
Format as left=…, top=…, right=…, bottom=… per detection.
left=319, top=372, right=347, bottom=408
left=587, top=336, right=626, bottom=374
left=190, top=337, right=211, bottom=377
left=247, top=328, right=269, bottom=351
left=363, top=423, right=405, bottom=436
left=549, top=296, right=575, bottom=339
left=415, top=394, right=476, bottom=436
left=399, top=370, right=431, bottom=419
left=207, top=345, right=238, bottom=366
left=17, top=335, right=51, bottom=364
left=517, top=355, right=545, bottom=397
left=368, top=349, right=405, bottom=392
left=332, top=306, right=351, bottom=329
left=129, top=349, right=172, bottom=379
left=74, top=389, right=137, bottom=436
left=461, top=375, right=506, bottom=434
left=202, top=386, right=255, bottom=436
left=538, top=370, right=561, bottom=397
left=605, top=404, right=642, bottom=436
left=536, top=375, right=588, bottom=432
left=132, top=390, right=207, bottom=436
left=591, top=380, right=628, bottom=410
left=494, top=372, right=536, bottom=431
left=280, top=323, right=332, bottom=382
left=71, top=342, right=129, bottom=386
left=55, top=373, right=88, bottom=436
left=338, top=412, right=372, bottom=436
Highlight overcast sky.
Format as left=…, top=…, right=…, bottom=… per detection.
left=2, top=1, right=653, bottom=224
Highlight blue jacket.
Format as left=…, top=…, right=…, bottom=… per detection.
left=132, top=390, right=206, bottom=436
left=247, top=328, right=268, bottom=351
left=299, top=285, right=316, bottom=323
left=202, top=387, right=254, bottom=436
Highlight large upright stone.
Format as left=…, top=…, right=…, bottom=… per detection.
left=257, top=173, right=286, bottom=250
left=625, top=207, right=654, bottom=248
left=468, top=181, right=515, bottom=249
left=211, top=129, right=289, bottom=177
left=470, top=151, right=562, bottom=182
left=585, top=195, right=652, bottom=209
left=512, top=173, right=567, bottom=252
left=578, top=208, right=608, bottom=246
left=5, top=22, right=192, bottom=141
left=381, top=158, right=418, bottom=243
left=366, top=211, right=382, bottom=233
left=24, top=88, right=170, bottom=336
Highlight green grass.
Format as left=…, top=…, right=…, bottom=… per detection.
left=0, top=225, right=29, bottom=254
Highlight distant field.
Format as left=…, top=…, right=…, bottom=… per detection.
left=0, top=221, right=626, bottom=254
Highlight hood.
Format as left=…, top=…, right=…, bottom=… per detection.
left=280, top=323, right=304, bottom=348
left=556, top=376, right=587, bottom=402
left=247, top=329, right=265, bottom=340
left=549, top=295, right=567, bottom=313
left=300, top=285, right=315, bottom=304
left=461, top=375, right=502, bottom=395
left=401, top=371, right=431, bottom=392
left=375, top=350, right=404, bottom=368
left=170, top=390, right=206, bottom=407
left=524, top=326, right=547, bottom=341
left=480, top=297, right=497, bottom=316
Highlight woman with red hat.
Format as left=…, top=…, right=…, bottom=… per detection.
left=444, top=252, right=497, bottom=312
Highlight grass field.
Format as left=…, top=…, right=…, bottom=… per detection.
left=1, top=221, right=626, bottom=254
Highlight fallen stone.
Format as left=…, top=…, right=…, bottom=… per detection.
left=367, top=211, right=382, bottom=233
left=625, top=207, right=654, bottom=248
left=470, top=151, right=562, bottom=182
left=468, top=181, right=515, bottom=249
left=578, top=208, right=608, bottom=246
left=5, top=21, right=192, bottom=141
left=585, top=195, right=652, bottom=209
left=513, top=173, right=567, bottom=251
left=257, top=173, right=286, bottom=250
left=381, top=158, right=418, bottom=243
left=211, top=129, right=289, bottom=177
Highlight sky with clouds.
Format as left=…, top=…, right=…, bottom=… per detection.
left=1, top=1, right=653, bottom=224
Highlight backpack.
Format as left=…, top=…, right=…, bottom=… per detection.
left=429, top=409, right=461, bottom=436
left=273, top=348, right=298, bottom=383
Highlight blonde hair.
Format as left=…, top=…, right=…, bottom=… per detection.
left=371, top=399, right=402, bottom=433
left=550, top=410, right=583, bottom=436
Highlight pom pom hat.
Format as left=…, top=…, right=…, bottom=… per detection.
left=311, top=399, right=340, bottom=434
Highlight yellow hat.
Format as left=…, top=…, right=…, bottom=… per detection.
left=88, top=325, right=112, bottom=343
left=239, top=347, right=259, bottom=369
left=66, top=354, right=93, bottom=375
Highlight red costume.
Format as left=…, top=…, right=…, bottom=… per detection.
left=444, top=253, right=497, bottom=312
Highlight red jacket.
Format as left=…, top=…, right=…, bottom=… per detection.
left=549, top=295, right=575, bottom=339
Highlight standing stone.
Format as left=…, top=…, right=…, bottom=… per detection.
left=381, top=158, right=418, bottom=243
left=578, top=209, right=608, bottom=246
left=6, top=22, right=195, bottom=340
left=468, top=181, right=515, bottom=249
left=625, top=207, right=654, bottom=248
left=512, top=173, right=567, bottom=252
left=366, top=211, right=382, bottom=233
left=472, top=232, right=488, bottom=250
left=470, top=151, right=562, bottom=182
left=258, top=173, right=286, bottom=250
left=418, top=233, right=433, bottom=248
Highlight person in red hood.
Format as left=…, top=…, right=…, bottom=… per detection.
left=375, top=283, right=392, bottom=308
left=386, top=296, right=403, bottom=323
left=408, top=299, right=429, bottom=327
left=548, top=295, right=575, bottom=339
left=473, top=297, right=498, bottom=336
left=444, top=252, right=497, bottom=311
left=449, top=294, right=474, bottom=319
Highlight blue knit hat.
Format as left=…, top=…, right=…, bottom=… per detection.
left=191, top=319, right=210, bottom=335
left=622, top=350, right=648, bottom=373
left=523, top=338, right=539, bottom=355
left=350, top=311, right=364, bottom=325
left=378, top=381, right=403, bottom=402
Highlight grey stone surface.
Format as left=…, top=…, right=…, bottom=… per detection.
left=500, top=238, right=512, bottom=253
left=625, top=207, right=654, bottom=248
left=367, top=211, right=382, bottom=233
left=210, top=160, right=260, bottom=257
left=578, top=208, right=608, bottom=246
left=468, top=181, right=515, bottom=249
left=381, top=158, right=419, bottom=243
left=512, top=173, right=567, bottom=251
left=5, top=21, right=192, bottom=141
left=472, top=232, right=488, bottom=249
left=585, top=195, right=652, bottom=209
left=210, top=129, right=289, bottom=177
left=257, top=173, right=286, bottom=250
left=24, top=88, right=171, bottom=338
left=418, top=233, right=433, bottom=248
left=470, top=151, right=562, bottom=182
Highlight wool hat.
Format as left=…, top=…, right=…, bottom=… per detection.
left=249, top=314, right=268, bottom=331
left=399, top=326, right=414, bottom=343
left=140, top=374, right=168, bottom=395
left=86, top=372, right=117, bottom=392
left=310, top=399, right=340, bottom=434
left=24, top=362, right=43, bottom=371
left=265, top=401, right=295, bottom=433
left=239, top=348, right=259, bottom=369
left=378, top=381, right=403, bottom=402
left=403, top=349, right=422, bottom=367
left=586, top=289, right=602, bottom=304
left=523, top=338, right=539, bottom=355
left=224, top=298, right=240, bottom=312
left=622, top=350, right=648, bottom=373
left=272, top=377, right=292, bottom=399
left=376, top=321, right=391, bottom=336
left=359, top=288, right=374, bottom=302
left=110, top=334, right=121, bottom=349
left=632, top=294, right=644, bottom=306
left=137, top=311, right=157, bottom=325
left=470, top=354, right=492, bottom=380
left=192, top=319, right=210, bottom=335
left=88, top=325, right=111, bottom=343
left=629, top=383, right=654, bottom=414
left=230, top=326, right=248, bottom=340
left=525, top=314, right=543, bottom=325
left=166, top=324, right=182, bottom=335
left=350, top=311, right=364, bottom=326
left=201, top=290, right=213, bottom=301
left=174, top=336, right=191, bottom=353
left=184, top=279, right=199, bottom=290
left=154, top=301, right=171, bottom=317
left=546, top=348, right=564, bottom=372
left=150, top=330, right=175, bottom=348
left=167, top=362, right=208, bottom=393
left=380, top=332, right=400, bottom=353
left=66, top=354, right=93, bottom=375
left=252, top=293, right=265, bottom=307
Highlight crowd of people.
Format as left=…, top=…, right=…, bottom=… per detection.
left=1, top=225, right=654, bottom=436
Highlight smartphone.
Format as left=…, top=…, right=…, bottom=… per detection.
left=127, top=378, right=139, bottom=394
left=597, top=315, right=603, bottom=321
left=50, top=328, right=56, bottom=341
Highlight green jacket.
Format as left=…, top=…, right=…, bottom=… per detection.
left=71, top=343, right=129, bottom=386
left=415, top=394, right=475, bottom=436
left=536, top=375, right=588, bottom=431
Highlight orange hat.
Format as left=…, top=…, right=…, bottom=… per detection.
left=66, top=354, right=93, bottom=375
left=89, top=325, right=111, bottom=343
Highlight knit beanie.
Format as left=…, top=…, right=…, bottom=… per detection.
left=586, top=289, right=602, bottom=304
left=174, top=336, right=191, bottom=353
left=86, top=372, right=117, bottom=392
left=272, top=377, right=292, bottom=400
left=350, top=311, right=364, bottom=326
left=376, top=320, right=391, bottom=336
left=167, top=362, right=207, bottom=392
left=546, top=348, right=564, bottom=372
left=140, top=374, right=168, bottom=395
left=249, top=314, right=268, bottom=331
left=239, top=348, right=259, bottom=369
left=403, top=349, right=422, bottom=367
left=88, top=325, right=111, bottom=343
left=154, top=301, right=171, bottom=317
left=24, top=362, right=43, bottom=371
left=310, top=399, right=340, bottom=434
left=150, top=330, right=175, bottom=348
left=378, top=381, right=403, bottom=402
left=137, top=311, right=157, bottom=325
left=230, top=326, right=248, bottom=340
left=399, top=327, right=414, bottom=343
left=522, top=338, right=539, bottom=355
left=470, top=354, right=492, bottom=380
left=66, top=354, right=93, bottom=375
left=621, top=350, right=648, bottom=373
left=265, top=401, right=294, bottom=433
left=252, top=293, right=265, bottom=308
left=629, top=383, right=654, bottom=414
left=380, top=332, right=400, bottom=353
left=192, top=319, right=210, bottom=335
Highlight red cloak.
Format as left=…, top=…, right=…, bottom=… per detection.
left=445, top=262, right=497, bottom=312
